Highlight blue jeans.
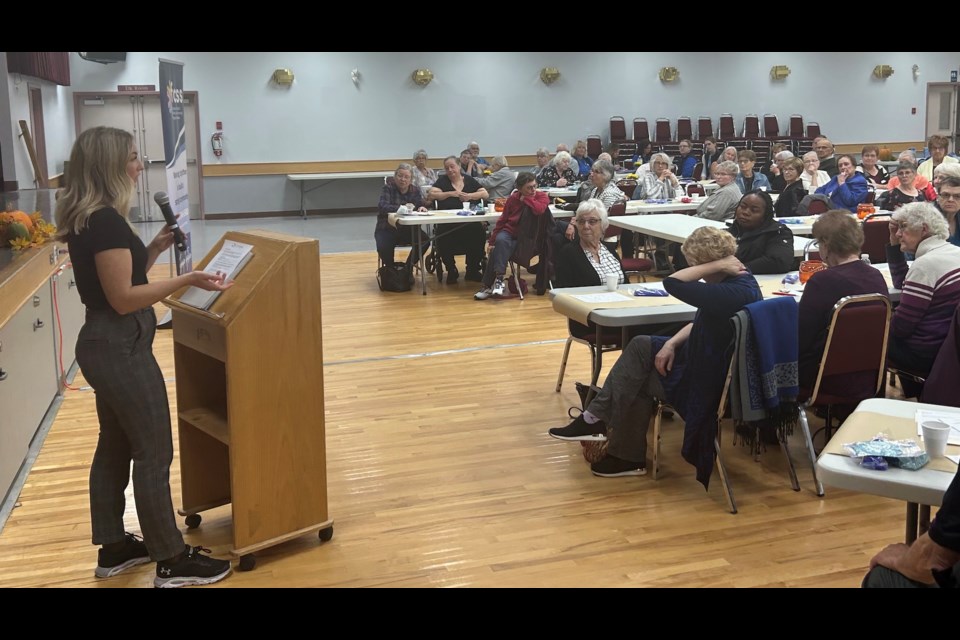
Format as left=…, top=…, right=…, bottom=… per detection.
left=483, top=230, right=518, bottom=287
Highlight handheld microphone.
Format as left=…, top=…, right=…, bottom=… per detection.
left=154, top=191, right=187, bottom=252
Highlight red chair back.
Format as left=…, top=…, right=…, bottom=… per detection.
left=610, top=116, right=627, bottom=142
left=762, top=114, right=780, bottom=138
left=676, top=116, right=693, bottom=141
left=696, top=116, right=713, bottom=141
left=719, top=113, right=736, bottom=140
left=603, top=201, right=627, bottom=240
left=808, top=294, right=892, bottom=405
left=615, top=179, right=637, bottom=200
left=633, top=118, right=649, bottom=142
left=743, top=114, right=760, bottom=139
left=586, top=135, right=602, bottom=159
left=654, top=118, right=672, bottom=143
left=789, top=114, right=805, bottom=139
left=861, top=212, right=893, bottom=263
left=686, top=183, right=705, bottom=197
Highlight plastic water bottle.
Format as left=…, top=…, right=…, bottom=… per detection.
left=861, top=253, right=871, bottom=265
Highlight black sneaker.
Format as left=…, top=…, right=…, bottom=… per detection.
left=590, top=455, right=647, bottom=478
left=154, top=545, right=232, bottom=588
left=95, top=532, right=151, bottom=578
left=464, top=270, right=483, bottom=282
left=548, top=414, right=607, bottom=442
left=446, top=268, right=460, bottom=284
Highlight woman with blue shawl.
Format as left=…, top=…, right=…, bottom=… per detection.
left=549, top=226, right=762, bottom=486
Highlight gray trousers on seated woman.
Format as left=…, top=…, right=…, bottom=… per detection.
left=587, top=335, right=665, bottom=464
left=482, top=230, right=518, bottom=287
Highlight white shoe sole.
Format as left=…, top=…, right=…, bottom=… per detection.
left=154, top=567, right=231, bottom=588
left=548, top=430, right=607, bottom=442
left=591, top=467, right=647, bottom=478
left=94, top=556, right=151, bottom=578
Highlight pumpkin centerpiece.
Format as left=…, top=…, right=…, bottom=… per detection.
left=0, top=210, right=55, bottom=250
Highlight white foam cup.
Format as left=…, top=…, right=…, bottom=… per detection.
left=604, top=274, right=619, bottom=291
left=921, top=421, right=951, bottom=459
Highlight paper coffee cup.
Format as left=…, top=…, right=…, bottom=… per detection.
left=921, top=421, right=951, bottom=459
left=487, top=203, right=495, bottom=213
left=604, top=274, right=619, bottom=291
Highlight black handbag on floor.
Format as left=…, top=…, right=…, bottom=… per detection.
left=377, top=262, right=411, bottom=292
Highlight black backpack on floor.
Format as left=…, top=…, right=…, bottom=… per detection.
left=377, top=262, right=412, bottom=292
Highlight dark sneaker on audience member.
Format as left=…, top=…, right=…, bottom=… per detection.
left=590, top=455, right=647, bottom=477
left=549, top=414, right=607, bottom=442
left=474, top=287, right=493, bottom=300
left=491, top=276, right=506, bottom=297
left=465, top=270, right=483, bottom=282
left=154, top=545, right=232, bottom=588
left=445, top=268, right=460, bottom=285
left=95, top=532, right=151, bottom=578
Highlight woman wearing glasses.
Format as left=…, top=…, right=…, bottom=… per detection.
left=554, top=199, right=624, bottom=289
left=411, top=149, right=438, bottom=199
left=815, top=155, right=869, bottom=213
left=635, top=153, right=679, bottom=200
left=876, top=161, right=928, bottom=211
left=801, top=152, right=830, bottom=193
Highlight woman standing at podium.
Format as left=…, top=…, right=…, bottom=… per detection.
left=55, top=126, right=233, bottom=588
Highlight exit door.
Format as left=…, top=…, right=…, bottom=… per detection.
left=925, top=83, right=960, bottom=154
left=75, top=91, right=203, bottom=222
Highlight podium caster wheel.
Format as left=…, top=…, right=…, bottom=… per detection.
left=238, top=554, right=256, bottom=572
left=185, top=514, right=202, bottom=529
left=319, top=525, right=334, bottom=542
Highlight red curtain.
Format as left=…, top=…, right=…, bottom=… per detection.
left=6, top=52, right=70, bottom=86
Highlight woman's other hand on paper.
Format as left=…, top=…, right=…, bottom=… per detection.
left=190, top=269, right=234, bottom=292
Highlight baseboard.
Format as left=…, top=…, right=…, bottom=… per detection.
left=204, top=207, right=375, bottom=220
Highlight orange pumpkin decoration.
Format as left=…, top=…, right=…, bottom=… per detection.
left=0, top=210, right=34, bottom=232
left=878, top=146, right=894, bottom=161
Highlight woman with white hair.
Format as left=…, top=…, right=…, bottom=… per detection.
left=887, top=150, right=935, bottom=195
left=554, top=199, right=623, bottom=288
left=549, top=226, right=761, bottom=484
left=532, top=147, right=551, bottom=178
left=411, top=149, right=438, bottom=198
left=709, top=146, right=738, bottom=179
left=933, top=161, right=960, bottom=191
left=635, top=153, right=679, bottom=200
left=695, top=160, right=742, bottom=220
left=801, top=151, right=830, bottom=193
left=476, top=155, right=515, bottom=201
left=537, top=151, right=576, bottom=188
left=886, top=202, right=960, bottom=393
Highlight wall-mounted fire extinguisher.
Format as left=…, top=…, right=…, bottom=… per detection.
left=211, top=131, right=224, bottom=158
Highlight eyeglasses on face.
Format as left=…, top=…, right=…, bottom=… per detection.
left=815, top=145, right=831, bottom=150
left=575, top=217, right=601, bottom=225
left=897, top=171, right=915, bottom=177
left=940, top=192, right=960, bottom=201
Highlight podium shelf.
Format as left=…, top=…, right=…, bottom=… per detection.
left=180, top=408, right=230, bottom=445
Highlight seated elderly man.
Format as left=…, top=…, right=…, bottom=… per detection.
left=764, top=149, right=794, bottom=191
left=814, top=137, right=839, bottom=177
left=549, top=226, right=762, bottom=482
left=476, top=156, right=515, bottom=201
left=886, top=202, right=960, bottom=394
left=695, top=160, right=742, bottom=220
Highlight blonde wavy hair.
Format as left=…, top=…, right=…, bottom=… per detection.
left=55, top=126, right=137, bottom=240
left=681, top=226, right=737, bottom=266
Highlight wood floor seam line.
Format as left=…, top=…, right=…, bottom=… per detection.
left=323, top=338, right=568, bottom=366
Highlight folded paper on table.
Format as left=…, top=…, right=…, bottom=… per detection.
left=179, top=240, right=254, bottom=311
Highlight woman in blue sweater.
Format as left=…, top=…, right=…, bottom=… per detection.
left=815, top=155, right=869, bottom=212
left=549, top=226, right=762, bottom=485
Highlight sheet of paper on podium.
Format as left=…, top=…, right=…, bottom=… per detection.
left=179, top=240, right=254, bottom=310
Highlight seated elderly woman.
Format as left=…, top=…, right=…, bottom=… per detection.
left=428, top=155, right=490, bottom=283
left=886, top=202, right=960, bottom=393
left=734, top=149, right=771, bottom=193
left=634, top=152, right=679, bottom=200
left=411, top=149, right=438, bottom=199
left=695, top=160, right=742, bottom=220
left=532, top=147, right=552, bottom=178
left=553, top=159, right=627, bottom=253
left=554, top=198, right=624, bottom=289
left=876, top=161, right=929, bottom=211
left=709, top=146, right=738, bottom=179
left=798, top=211, right=889, bottom=398
left=815, top=154, right=869, bottom=212
left=458, top=148, right=482, bottom=178
left=571, top=139, right=595, bottom=180
left=474, top=172, right=549, bottom=300
left=537, top=151, right=577, bottom=188
left=773, top=157, right=807, bottom=217
left=549, top=226, right=762, bottom=483
left=887, top=150, right=934, bottom=196
left=476, top=155, right=516, bottom=201
left=857, top=145, right=890, bottom=187
left=726, top=190, right=795, bottom=274
left=800, top=151, right=830, bottom=193
left=375, top=163, right=430, bottom=269
left=935, top=175, right=960, bottom=247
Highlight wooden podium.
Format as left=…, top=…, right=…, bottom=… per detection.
left=164, top=230, right=331, bottom=571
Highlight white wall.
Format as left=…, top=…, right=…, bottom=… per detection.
left=64, top=51, right=960, bottom=168
left=4, top=66, right=73, bottom=186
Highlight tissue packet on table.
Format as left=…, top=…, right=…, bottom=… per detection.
left=634, top=287, right=670, bottom=297
left=645, top=199, right=669, bottom=204
left=843, top=434, right=929, bottom=470
left=779, top=218, right=804, bottom=224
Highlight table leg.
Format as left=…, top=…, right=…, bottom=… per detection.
left=416, top=225, right=427, bottom=296
left=300, top=182, right=306, bottom=219
left=905, top=502, right=919, bottom=544
left=919, top=504, right=931, bottom=538
left=586, top=323, right=603, bottom=405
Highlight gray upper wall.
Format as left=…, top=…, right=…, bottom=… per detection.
left=64, top=51, right=960, bottom=166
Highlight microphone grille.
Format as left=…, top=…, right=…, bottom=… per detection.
left=154, top=191, right=169, bottom=205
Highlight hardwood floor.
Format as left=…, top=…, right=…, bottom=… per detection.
left=0, top=251, right=912, bottom=587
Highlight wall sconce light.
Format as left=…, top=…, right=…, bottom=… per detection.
left=412, top=68, right=434, bottom=86
left=539, top=67, right=561, bottom=85
left=272, top=68, right=295, bottom=86
left=770, top=65, right=791, bottom=81
left=912, top=64, right=920, bottom=80
left=658, top=67, right=679, bottom=83
left=873, top=64, right=895, bottom=79
left=351, top=68, right=361, bottom=86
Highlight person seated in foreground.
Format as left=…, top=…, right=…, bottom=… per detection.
left=798, top=211, right=889, bottom=398
left=474, top=172, right=548, bottom=300
left=886, top=202, right=960, bottom=392
left=725, top=189, right=795, bottom=274
left=549, top=227, right=762, bottom=482
left=863, top=462, right=960, bottom=588
left=554, top=198, right=624, bottom=290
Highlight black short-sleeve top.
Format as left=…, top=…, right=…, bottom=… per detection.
left=66, top=207, right=148, bottom=311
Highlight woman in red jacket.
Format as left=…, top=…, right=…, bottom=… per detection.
left=474, top=172, right=549, bottom=299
